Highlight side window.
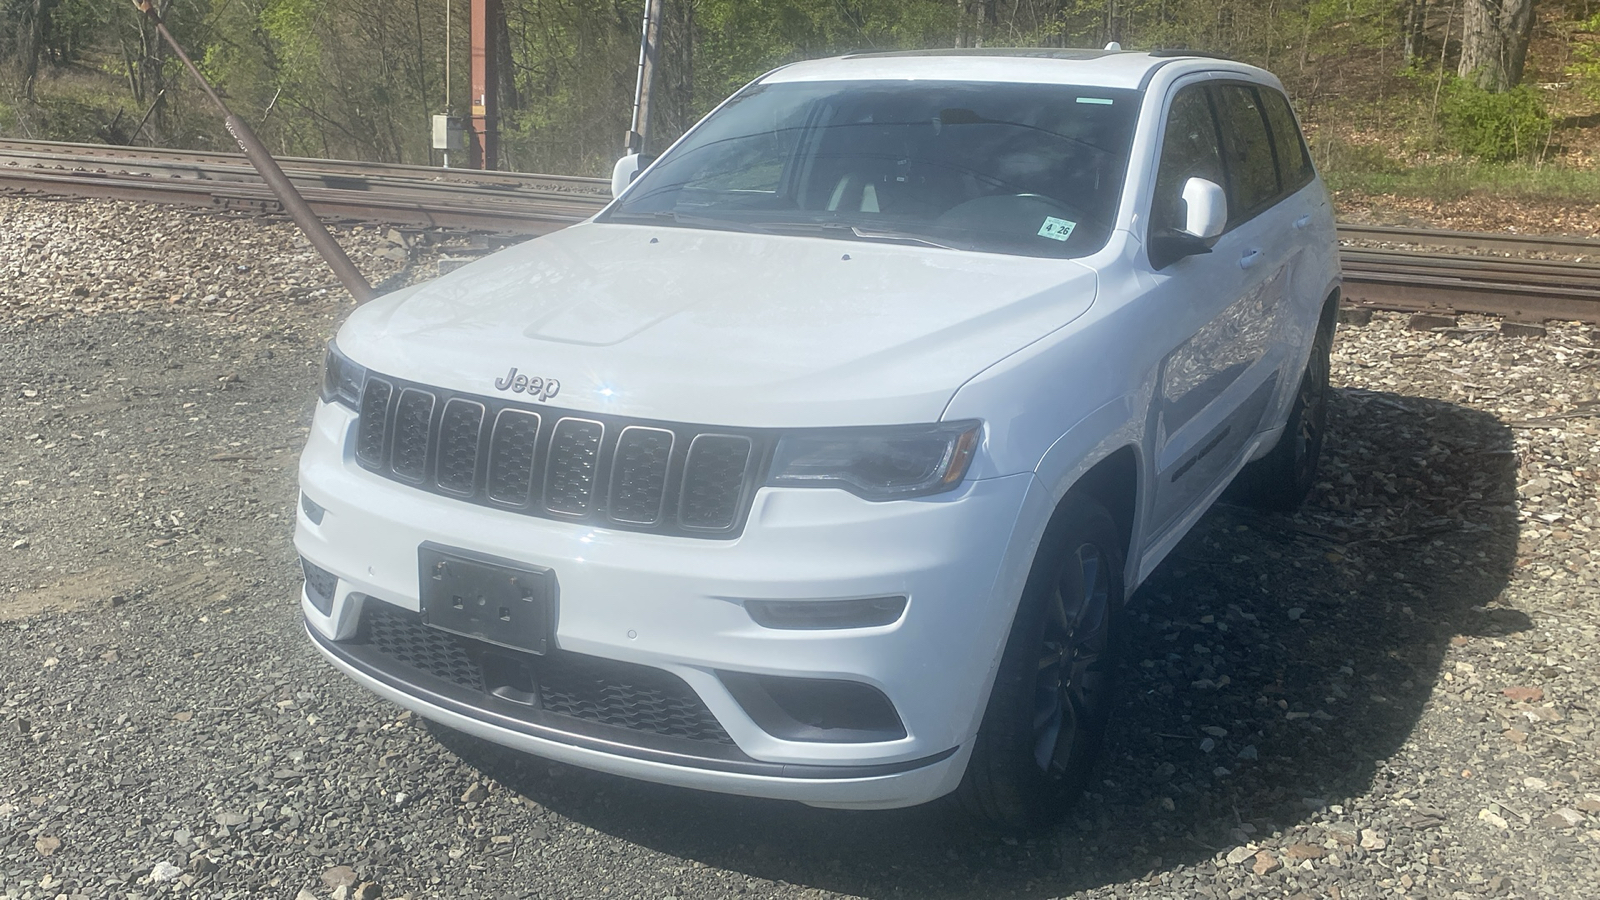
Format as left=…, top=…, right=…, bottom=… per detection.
left=1213, top=84, right=1280, bottom=224
left=1150, top=86, right=1225, bottom=234
left=1262, top=89, right=1315, bottom=191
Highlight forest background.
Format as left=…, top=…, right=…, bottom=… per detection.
left=2, top=0, right=1599, bottom=216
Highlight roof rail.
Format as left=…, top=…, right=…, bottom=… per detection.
left=1146, top=48, right=1238, bottom=61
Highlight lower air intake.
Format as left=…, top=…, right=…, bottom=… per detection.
left=353, top=601, right=733, bottom=744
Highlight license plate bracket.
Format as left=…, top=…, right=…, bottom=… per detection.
left=418, top=542, right=555, bottom=655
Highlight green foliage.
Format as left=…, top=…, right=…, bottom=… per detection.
left=1308, top=128, right=1406, bottom=177
left=1437, top=76, right=1552, bottom=161
left=1324, top=159, right=1600, bottom=203
left=1567, top=14, right=1600, bottom=104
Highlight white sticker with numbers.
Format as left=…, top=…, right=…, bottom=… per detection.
left=1037, top=216, right=1077, bottom=241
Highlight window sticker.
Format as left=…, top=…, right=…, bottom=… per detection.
left=1076, top=97, right=1114, bottom=105
left=1038, top=217, right=1077, bottom=241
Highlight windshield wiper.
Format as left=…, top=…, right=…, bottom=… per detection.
left=751, top=221, right=961, bottom=250
left=606, top=209, right=770, bottom=234
left=610, top=213, right=963, bottom=250
left=846, top=226, right=961, bottom=250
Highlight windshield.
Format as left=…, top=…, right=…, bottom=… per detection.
left=604, top=80, right=1141, bottom=258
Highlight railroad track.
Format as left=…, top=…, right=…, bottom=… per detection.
left=0, top=138, right=609, bottom=233
left=4, top=138, right=1599, bottom=322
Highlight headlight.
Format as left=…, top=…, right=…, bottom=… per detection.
left=767, top=420, right=982, bottom=501
left=321, top=342, right=367, bottom=411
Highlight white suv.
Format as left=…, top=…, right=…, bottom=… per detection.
left=297, top=48, right=1339, bottom=829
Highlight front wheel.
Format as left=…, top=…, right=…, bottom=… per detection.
left=958, top=497, right=1125, bottom=831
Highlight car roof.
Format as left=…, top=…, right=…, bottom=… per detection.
left=760, top=49, right=1268, bottom=91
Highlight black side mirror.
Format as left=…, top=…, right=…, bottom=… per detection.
left=1148, top=229, right=1214, bottom=270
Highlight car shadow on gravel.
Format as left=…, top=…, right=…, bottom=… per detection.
left=432, top=387, right=1526, bottom=899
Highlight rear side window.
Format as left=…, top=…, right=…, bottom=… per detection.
left=1213, top=84, right=1279, bottom=224
left=1262, top=89, right=1315, bottom=191
left=1150, top=86, right=1225, bottom=234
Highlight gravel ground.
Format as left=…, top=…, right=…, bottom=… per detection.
left=3, top=195, right=1599, bottom=900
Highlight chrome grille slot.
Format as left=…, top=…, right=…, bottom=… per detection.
left=486, top=409, right=542, bottom=506
left=355, top=378, right=392, bottom=466
left=544, top=418, right=604, bottom=516
left=345, top=372, right=763, bottom=538
left=608, top=427, right=674, bottom=525
left=390, top=388, right=436, bottom=483
left=435, top=399, right=485, bottom=496
left=680, top=435, right=753, bottom=531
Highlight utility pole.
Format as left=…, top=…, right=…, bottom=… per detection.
left=627, top=0, right=664, bottom=155
left=127, top=1, right=374, bottom=303
left=468, top=0, right=499, bottom=168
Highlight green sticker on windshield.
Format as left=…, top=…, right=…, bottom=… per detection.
left=1038, top=217, right=1077, bottom=241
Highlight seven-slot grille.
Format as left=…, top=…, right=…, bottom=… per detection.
left=353, top=374, right=763, bottom=537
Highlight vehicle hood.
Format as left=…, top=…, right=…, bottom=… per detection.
left=339, top=223, right=1099, bottom=427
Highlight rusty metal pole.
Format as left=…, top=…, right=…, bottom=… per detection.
left=468, top=0, right=499, bottom=169
left=128, top=1, right=376, bottom=303
left=627, top=0, right=664, bottom=155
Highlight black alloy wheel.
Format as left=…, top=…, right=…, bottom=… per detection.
left=958, top=497, right=1125, bottom=831
left=1031, top=541, right=1113, bottom=777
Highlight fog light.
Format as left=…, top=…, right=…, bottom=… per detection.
left=301, top=557, right=338, bottom=614
left=744, top=596, right=906, bottom=630
left=718, top=672, right=906, bottom=742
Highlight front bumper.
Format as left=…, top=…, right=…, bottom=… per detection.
left=296, top=401, right=1040, bottom=808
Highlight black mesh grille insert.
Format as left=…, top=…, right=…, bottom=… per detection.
left=363, top=601, right=481, bottom=690
left=356, top=378, right=392, bottom=465
left=486, top=409, right=542, bottom=505
left=436, top=399, right=485, bottom=495
left=538, top=654, right=732, bottom=743
left=609, top=427, right=674, bottom=524
left=681, top=435, right=754, bottom=530
left=543, top=418, right=603, bottom=516
left=349, top=372, right=765, bottom=538
left=355, top=601, right=732, bottom=744
left=391, top=388, right=436, bottom=483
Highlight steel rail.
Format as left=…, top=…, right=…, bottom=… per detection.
left=0, top=139, right=610, bottom=195
left=1335, top=222, right=1600, bottom=257
left=4, top=139, right=1600, bottom=321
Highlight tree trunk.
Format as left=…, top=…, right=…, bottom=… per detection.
left=1403, top=0, right=1426, bottom=63
left=20, top=0, right=57, bottom=102
left=1457, top=0, right=1536, bottom=91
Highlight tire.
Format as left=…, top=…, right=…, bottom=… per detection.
left=957, top=497, right=1125, bottom=832
left=1228, top=296, right=1339, bottom=512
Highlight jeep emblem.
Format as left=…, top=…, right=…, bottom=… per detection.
left=493, top=367, right=561, bottom=402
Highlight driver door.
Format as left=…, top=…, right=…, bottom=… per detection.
left=1144, top=81, right=1288, bottom=537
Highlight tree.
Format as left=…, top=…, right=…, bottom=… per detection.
left=1458, top=0, right=1536, bottom=90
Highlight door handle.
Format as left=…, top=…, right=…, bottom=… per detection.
left=1293, top=215, right=1312, bottom=229
left=1239, top=249, right=1262, bottom=269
